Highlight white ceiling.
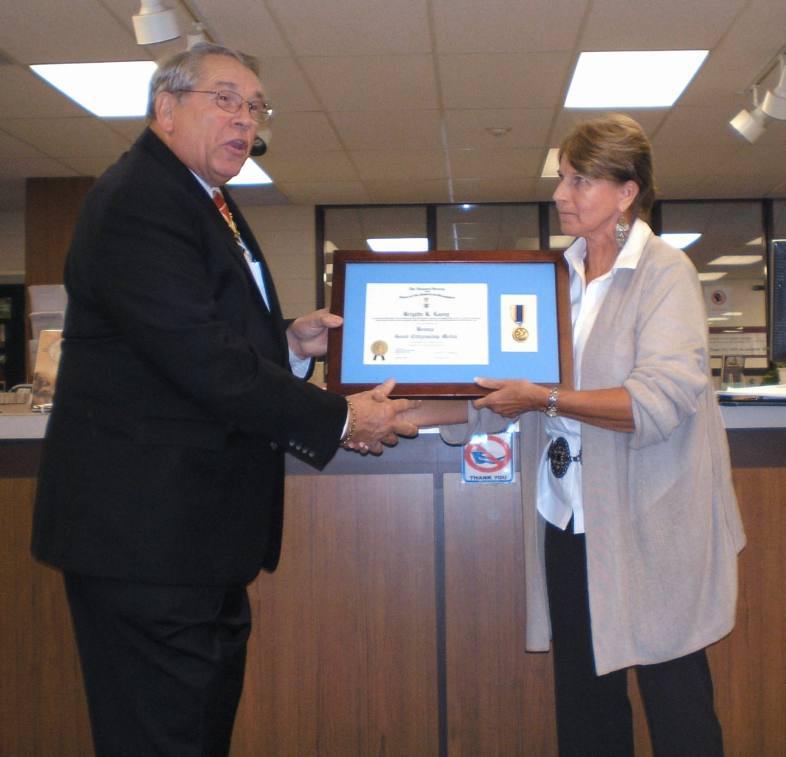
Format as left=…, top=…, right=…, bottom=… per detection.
left=0, top=0, right=784, bottom=212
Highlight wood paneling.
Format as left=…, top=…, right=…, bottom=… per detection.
left=710, top=467, right=786, bottom=757
left=231, top=474, right=438, bottom=757
left=0, top=451, right=92, bottom=757
left=2, top=439, right=784, bottom=756
left=443, top=474, right=557, bottom=756
left=24, top=177, right=93, bottom=287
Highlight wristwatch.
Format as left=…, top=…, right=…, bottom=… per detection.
left=544, top=387, right=559, bottom=418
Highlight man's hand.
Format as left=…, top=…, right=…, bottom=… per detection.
left=343, top=378, right=420, bottom=455
left=286, top=308, right=343, bottom=359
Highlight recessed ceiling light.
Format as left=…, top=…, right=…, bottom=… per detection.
left=227, top=159, right=273, bottom=186
left=564, top=50, right=708, bottom=108
left=367, top=238, right=429, bottom=252
left=541, top=148, right=560, bottom=178
left=30, top=61, right=157, bottom=117
left=746, top=236, right=764, bottom=246
left=708, top=255, right=763, bottom=266
left=698, top=272, right=727, bottom=282
left=661, top=232, right=702, bottom=249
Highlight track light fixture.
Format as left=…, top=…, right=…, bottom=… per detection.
left=186, top=21, right=208, bottom=50
left=132, top=0, right=180, bottom=46
left=730, top=53, right=786, bottom=143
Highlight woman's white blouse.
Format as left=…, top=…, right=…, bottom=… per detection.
left=538, top=219, right=652, bottom=533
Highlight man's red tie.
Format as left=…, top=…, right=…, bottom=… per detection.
left=212, top=190, right=242, bottom=244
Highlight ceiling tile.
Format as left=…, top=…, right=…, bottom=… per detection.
left=266, top=112, right=343, bottom=153
left=265, top=0, right=431, bottom=56
left=432, top=0, right=586, bottom=53
left=331, top=111, right=444, bottom=150
left=439, top=52, right=571, bottom=110
left=0, top=128, right=48, bottom=159
left=1, top=117, right=131, bottom=159
left=351, top=150, right=448, bottom=181
left=550, top=109, right=669, bottom=146
left=364, top=179, right=452, bottom=203
left=57, top=156, right=120, bottom=177
left=0, top=0, right=147, bottom=64
left=103, top=119, right=148, bottom=143
left=188, top=0, right=290, bottom=57
left=451, top=177, right=537, bottom=203
left=260, top=151, right=360, bottom=182
left=652, top=107, right=750, bottom=147
left=277, top=181, right=371, bottom=205
left=0, top=67, right=87, bottom=118
left=579, top=0, right=744, bottom=50
left=300, top=55, right=439, bottom=111
left=255, top=57, right=323, bottom=113
left=444, top=109, right=553, bottom=149
left=449, top=148, right=542, bottom=180
left=0, top=156, right=77, bottom=179
left=0, top=0, right=782, bottom=214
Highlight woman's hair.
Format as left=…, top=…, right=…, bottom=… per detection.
left=558, top=114, right=656, bottom=221
left=146, top=42, right=260, bottom=120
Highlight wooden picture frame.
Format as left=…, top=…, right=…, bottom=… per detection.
left=326, top=250, right=573, bottom=398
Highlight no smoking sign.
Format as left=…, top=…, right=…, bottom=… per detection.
left=461, top=432, right=515, bottom=483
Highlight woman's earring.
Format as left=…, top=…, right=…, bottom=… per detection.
left=615, top=214, right=630, bottom=250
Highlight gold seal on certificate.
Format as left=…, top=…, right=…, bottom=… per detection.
left=370, top=340, right=388, bottom=360
left=511, top=304, right=529, bottom=342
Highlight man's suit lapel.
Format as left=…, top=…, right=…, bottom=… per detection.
left=137, top=129, right=290, bottom=362
left=223, top=190, right=289, bottom=357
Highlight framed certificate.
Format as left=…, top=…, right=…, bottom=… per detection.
left=326, top=250, right=573, bottom=397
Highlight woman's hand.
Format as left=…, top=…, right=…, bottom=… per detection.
left=472, top=377, right=547, bottom=418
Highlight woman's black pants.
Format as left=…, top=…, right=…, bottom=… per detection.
left=544, top=519, right=725, bottom=757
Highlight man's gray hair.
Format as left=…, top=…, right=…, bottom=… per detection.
left=146, top=42, right=260, bottom=120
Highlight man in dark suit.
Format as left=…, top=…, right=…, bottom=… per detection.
left=32, top=42, right=417, bottom=757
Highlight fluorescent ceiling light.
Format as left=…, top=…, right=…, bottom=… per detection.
left=367, top=238, right=428, bottom=252
left=30, top=61, right=157, bottom=117
left=227, top=159, right=273, bottom=185
left=541, top=148, right=560, bottom=178
left=746, top=236, right=764, bottom=246
left=707, top=316, right=729, bottom=322
left=662, top=232, right=702, bottom=249
left=698, top=272, right=727, bottom=282
left=564, top=50, right=708, bottom=108
left=708, top=255, right=763, bottom=266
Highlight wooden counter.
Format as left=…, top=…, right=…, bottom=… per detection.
left=2, top=419, right=784, bottom=756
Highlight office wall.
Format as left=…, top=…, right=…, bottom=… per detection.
left=0, top=209, right=24, bottom=284
left=2, top=200, right=319, bottom=314
left=242, top=204, right=318, bottom=318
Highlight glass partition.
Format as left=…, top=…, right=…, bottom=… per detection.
left=435, top=204, right=539, bottom=250
left=660, top=201, right=766, bottom=385
left=320, top=198, right=778, bottom=387
left=322, top=205, right=428, bottom=306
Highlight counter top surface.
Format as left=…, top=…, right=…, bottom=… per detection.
left=3, top=403, right=786, bottom=441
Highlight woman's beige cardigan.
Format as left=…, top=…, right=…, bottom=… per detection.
left=442, top=233, right=746, bottom=674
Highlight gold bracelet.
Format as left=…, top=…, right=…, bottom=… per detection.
left=341, top=400, right=357, bottom=447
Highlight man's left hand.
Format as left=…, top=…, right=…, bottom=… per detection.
left=286, top=308, right=343, bottom=359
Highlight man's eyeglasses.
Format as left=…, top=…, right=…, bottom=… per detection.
left=175, top=89, right=273, bottom=124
